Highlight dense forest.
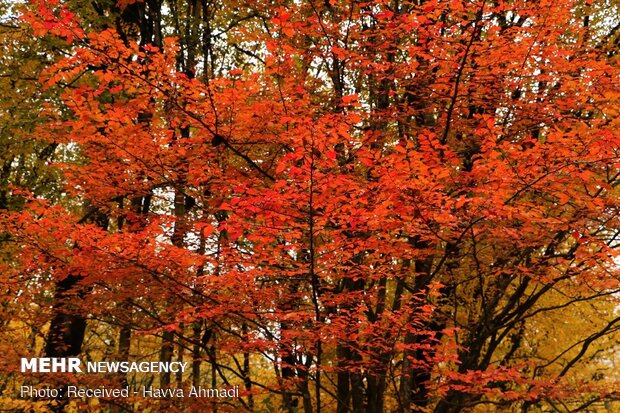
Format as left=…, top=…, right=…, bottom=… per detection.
left=1, top=0, right=619, bottom=411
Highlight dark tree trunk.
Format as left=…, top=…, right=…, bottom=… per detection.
left=44, top=275, right=87, bottom=358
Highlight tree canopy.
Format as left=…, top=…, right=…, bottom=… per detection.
left=1, top=0, right=620, bottom=412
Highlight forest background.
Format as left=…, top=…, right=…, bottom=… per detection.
left=0, top=0, right=620, bottom=412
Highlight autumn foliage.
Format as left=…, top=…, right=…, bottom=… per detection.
left=1, top=0, right=620, bottom=412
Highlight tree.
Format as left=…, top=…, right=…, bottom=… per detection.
left=1, top=0, right=620, bottom=412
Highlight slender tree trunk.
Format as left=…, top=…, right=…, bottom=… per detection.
left=241, top=322, right=254, bottom=411
left=176, top=334, right=185, bottom=386
left=191, top=321, right=202, bottom=387
left=335, top=269, right=365, bottom=413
